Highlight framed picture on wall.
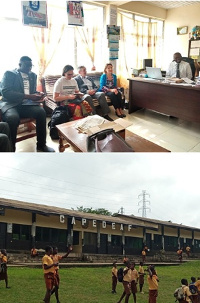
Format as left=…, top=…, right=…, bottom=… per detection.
left=177, top=26, right=188, bottom=35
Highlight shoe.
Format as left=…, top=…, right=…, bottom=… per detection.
left=104, top=115, right=114, bottom=121
left=115, top=111, right=124, bottom=118
left=37, top=145, right=55, bottom=152
left=121, top=113, right=126, bottom=117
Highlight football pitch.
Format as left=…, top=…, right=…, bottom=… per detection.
left=0, top=261, right=199, bottom=303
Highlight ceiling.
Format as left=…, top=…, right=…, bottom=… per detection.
left=109, top=1, right=200, bottom=9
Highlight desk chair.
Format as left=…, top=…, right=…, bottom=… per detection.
left=182, top=57, right=195, bottom=80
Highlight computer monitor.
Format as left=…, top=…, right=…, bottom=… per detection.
left=143, top=59, right=153, bottom=69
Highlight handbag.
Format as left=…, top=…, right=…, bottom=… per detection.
left=87, top=128, right=134, bottom=152
left=48, top=105, right=71, bottom=139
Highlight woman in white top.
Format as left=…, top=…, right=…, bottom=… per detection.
left=53, top=65, right=83, bottom=105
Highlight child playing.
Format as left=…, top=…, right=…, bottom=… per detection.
left=0, top=249, right=10, bottom=288
left=130, top=262, right=139, bottom=303
left=111, top=262, right=118, bottom=294
left=180, top=279, right=193, bottom=303
left=138, top=261, right=145, bottom=294
left=189, top=277, right=198, bottom=303
left=117, top=261, right=132, bottom=303
left=147, top=265, right=159, bottom=303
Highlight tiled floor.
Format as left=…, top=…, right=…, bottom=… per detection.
left=16, top=107, right=200, bottom=152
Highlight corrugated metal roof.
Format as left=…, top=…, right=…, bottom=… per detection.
left=117, top=214, right=200, bottom=231
left=1, top=197, right=199, bottom=231
left=0, top=197, right=154, bottom=228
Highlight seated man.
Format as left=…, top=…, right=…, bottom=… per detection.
left=75, top=66, right=113, bottom=121
left=0, top=122, right=12, bottom=152
left=166, top=52, right=192, bottom=79
left=0, top=56, right=55, bottom=152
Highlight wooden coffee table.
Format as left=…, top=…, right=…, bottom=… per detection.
left=56, top=120, right=170, bottom=152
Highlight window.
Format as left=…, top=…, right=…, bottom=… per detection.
left=58, top=230, right=67, bottom=243
left=125, top=236, right=143, bottom=249
left=164, top=236, right=178, bottom=248
left=111, top=235, right=122, bottom=246
left=117, top=11, right=164, bottom=88
left=84, top=232, right=97, bottom=245
left=73, top=231, right=80, bottom=245
left=12, top=224, right=30, bottom=240
left=0, top=1, right=104, bottom=79
left=35, top=226, right=66, bottom=242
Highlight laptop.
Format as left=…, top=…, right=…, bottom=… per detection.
left=146, top=67, right=164, bottom=80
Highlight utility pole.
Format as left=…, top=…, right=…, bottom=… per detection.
left=138, top=190, right=151, bottom=217
left=118, top=206, right=125, bottom=214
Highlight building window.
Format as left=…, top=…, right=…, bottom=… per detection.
left=125, top=236, right=143, bottom=249
left=111, top=235, right=122, bottom=246
left=58, top=230, right=67, bottom=243
left=73, top=231, right=80, bottom=245
left=84, top=232, right=97, bottom=246
left=0, top=0, right=104, bottom=79
left=164, top=236, right=178, bottom=248
left=12, top=224, right=30, bottom=241
left=35, top=226, right=66, bottom=243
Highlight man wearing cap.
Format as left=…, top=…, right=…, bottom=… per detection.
left=0, top=56, right=55, bottom=152
left=166, top=52, right=192, bottom=79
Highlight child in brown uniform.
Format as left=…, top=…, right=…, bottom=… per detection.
left=51, top=246, right=73, bottom=303
left=117, top=261, right=132, bottom=303
left=147, top=265, right=159, bottom=303
left=138, top=261, right=145, bottom=294
left=141, top=249, right=146, bottom=263
left=42, top=246, right=58, bottom=303
left=0, top=249, right=10, bottom=288
left=180, top=279, right=193, bottom=303
left=111, top=262, right=118, bottom=294
left=130, top=262, right=139, bottom=303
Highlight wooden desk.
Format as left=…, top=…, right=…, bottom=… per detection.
left=56, top=120, right=170, bottom=153
left=128, top=77, right=200, bottom=123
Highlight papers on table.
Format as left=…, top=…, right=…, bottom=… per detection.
left=75, top=115, right=106, bottom=133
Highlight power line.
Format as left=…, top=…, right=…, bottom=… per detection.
left=138, top=190, right=151, bottom=217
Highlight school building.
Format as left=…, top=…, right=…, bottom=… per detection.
left=0, top=197, right=200, bottom=255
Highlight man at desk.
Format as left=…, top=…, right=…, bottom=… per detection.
left=167, top=52, right=192, bottom=79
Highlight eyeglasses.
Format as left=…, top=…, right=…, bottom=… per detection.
left=66, top=73, right=73, bottom=76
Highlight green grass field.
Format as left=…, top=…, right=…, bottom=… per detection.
left=0, top=261, right=199, bottom=303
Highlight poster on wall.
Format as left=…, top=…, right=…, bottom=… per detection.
left=67, top=1, right=84, bottom=26
left=109, top=50, right=119, bottom=60
left=22, top=1, right=48, bottom=28
left=107, top=25, right=120, bottom=37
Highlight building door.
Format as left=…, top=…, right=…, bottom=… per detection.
left=0, top=222, right=6, bottom=248
left=99, top=234, right=107, bottom=254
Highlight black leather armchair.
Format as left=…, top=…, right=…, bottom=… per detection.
left=182, top=57, right=195, bottom=80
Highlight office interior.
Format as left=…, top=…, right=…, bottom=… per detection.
left=1, top=0, right=200, bottom=152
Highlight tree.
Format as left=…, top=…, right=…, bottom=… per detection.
left=74, top=206, right=112, bottom=216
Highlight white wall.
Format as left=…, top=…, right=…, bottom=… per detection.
left=163, top=2, right=200, bottom=70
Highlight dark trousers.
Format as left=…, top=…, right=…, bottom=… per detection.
left=105, top=91, right=123, bottom=110
left=0, top=122, right=12, bottom=152
left=2, top=105, right=47, bottom=151
left=149, top=289, right=158, bottom=303
left=112, top=275, right=117, bottom=291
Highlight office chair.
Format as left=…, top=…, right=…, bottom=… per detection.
left=182, top=57, right=195, bottom=80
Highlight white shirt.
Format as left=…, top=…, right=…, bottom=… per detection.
left=166, top=60, right=192, bottom=79
left=81, top=76, right=93, bottom=90
left=53, top=77, right=79, bottom=95
left=21, top=72, right=30, bottom=94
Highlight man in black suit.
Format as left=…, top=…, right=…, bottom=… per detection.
left=75, top=66, right=113, bottom=121
left=0, top=122, right=12, bottom=152
left=0, top=56, right=54, bottom=152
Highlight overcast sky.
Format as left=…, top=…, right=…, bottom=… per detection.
left=0, top=153, right=199, bottom=228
